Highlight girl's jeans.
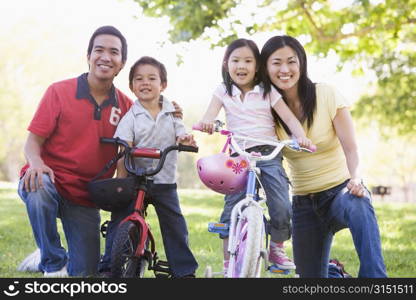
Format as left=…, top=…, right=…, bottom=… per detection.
left=220, top=151, right=292, bottom=242
left=292, top=180, right=387, bottom=278
left=18, top=174, right=100, bottom=276
left=99, top=182, right=198, bottom=278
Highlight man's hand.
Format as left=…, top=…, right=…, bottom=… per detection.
left=23, top=162, right=55, bottom=192
left=172, top=101, right=183, bottom=119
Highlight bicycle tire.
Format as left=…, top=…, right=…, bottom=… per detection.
left=230, top=205, right=263, bottom=278
left=111, top=221, right=148, bottom=278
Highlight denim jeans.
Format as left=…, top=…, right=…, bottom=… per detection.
left=18, top=174, right=100, bottom=276
left=99, top=182, right=198, bottom=277
left=292, top=180, right=387, bottom=278
left=220, top=152, right=292, bottom=242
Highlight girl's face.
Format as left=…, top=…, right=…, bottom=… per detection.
left=130, top=64, right=166, bottom=102
left=266, top=46, right=300, bottom=92
left=227, top=46, right=257, bottom=93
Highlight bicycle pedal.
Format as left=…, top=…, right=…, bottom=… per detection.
left=208, top=222, right=229, bottom=234
left=268, top=264, right=291, bottom=275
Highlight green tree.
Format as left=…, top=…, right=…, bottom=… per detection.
left=134, top=0, right=416, bottom=135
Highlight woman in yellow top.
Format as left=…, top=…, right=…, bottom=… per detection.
left=260, top=35, right=387, bottom=278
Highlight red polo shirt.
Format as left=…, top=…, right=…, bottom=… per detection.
left=21, top=73, right=133, bottom=207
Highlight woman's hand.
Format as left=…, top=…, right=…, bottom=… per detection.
left=347, top=178, right=365, bottom=197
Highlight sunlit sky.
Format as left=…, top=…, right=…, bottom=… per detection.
left=1, top=0, right=372, bottom=118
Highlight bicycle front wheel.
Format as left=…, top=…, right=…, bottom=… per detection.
left=230, top=205, right=264, bottom=278
left=111, top=221, right=147, bottom=278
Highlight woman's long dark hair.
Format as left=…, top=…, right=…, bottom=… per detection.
left=222, top=38, right=262, bottom=96
left=260, top=35, right=316, bottom=134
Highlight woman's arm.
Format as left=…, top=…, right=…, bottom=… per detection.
left=333, top=107, right=365, bottom=197
left=272, top=100, right=313, bottom=149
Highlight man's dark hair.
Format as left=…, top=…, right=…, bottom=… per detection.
left=87, top=25, right=127, bottom=63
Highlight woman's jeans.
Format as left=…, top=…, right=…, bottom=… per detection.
left=18, top=174, right=100, bottom=276
left=99, top=182, right=198, bottom=278
left=292, top=180, right=387, bottom=278
left=220, top=150, right=291, bottom=242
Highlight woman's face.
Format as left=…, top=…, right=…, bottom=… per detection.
left=266, top=46, right=300, bottom=92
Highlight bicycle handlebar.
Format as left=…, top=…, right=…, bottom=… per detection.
left=100, top=137, right=198, bottom=177
left=192, top=121, right=315, bottom=160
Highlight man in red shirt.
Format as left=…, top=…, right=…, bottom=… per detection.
left=17, top=26, right=133, bottom=277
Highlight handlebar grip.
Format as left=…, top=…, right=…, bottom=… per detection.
left=178, top=144, right=199, bottom=153
left=100, top=137, right=117, bottom=144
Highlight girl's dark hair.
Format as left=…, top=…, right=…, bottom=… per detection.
left=222, top=38, right=262, bottom=95
left=128, top=56, right=167, bottom=90
left=87, top=25, right=128, bottom=63
left=260, top=35, right=316, bottom=132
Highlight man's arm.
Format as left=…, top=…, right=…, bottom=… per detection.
left=23, top=133, right=55, bottom=192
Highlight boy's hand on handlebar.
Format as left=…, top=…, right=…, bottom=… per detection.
left=177, top=134, right=197, bottom=147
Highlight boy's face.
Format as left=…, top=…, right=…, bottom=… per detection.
left=130, top=64, right=166, bottom=102
left=87, top=34, right=124, bottom=82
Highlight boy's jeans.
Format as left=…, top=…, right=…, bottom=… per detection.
left=18, top=174, right=100, bottom=276
left=99, top=182, right=198, bottom=277
left=292, top=180, right=387, bottom=278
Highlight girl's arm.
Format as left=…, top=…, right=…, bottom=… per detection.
left=333, top=107, right=365, bottom=197
left=272, top=100, right=313, bottom=148
left=198, top=95, right=223, bottom=134
left=116, top=141, right=133, bottom=178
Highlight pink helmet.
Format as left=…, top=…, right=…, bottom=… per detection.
left=197, top=153, right=249, bottom=195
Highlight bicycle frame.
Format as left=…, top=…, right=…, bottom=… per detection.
left=100, top=137, right=198, bottom=277
left=193, top=121, right=313, bottom=277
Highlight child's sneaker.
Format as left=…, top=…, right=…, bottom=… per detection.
left=269, top=242, right=296, bottom=270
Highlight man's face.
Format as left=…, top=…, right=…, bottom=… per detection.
left=87, top=34, right=124, bottom=82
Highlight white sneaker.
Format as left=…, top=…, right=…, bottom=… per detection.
left=17, top=249, right=41, bottom=272
left=44, top=264, right=68, bottom=278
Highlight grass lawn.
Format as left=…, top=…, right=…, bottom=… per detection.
left=1, top=182, right=415, bottom=278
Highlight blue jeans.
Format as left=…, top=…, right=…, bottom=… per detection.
left=220, top=152, right=291, bottom=242
left=18, top=174, right=100, bottom=276
left=99, top=182, right=198, bottom=277
left=292, top=180, right=387, bottom=278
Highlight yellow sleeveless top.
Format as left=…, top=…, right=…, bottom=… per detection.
left=276, top=83, right=351, bottom=195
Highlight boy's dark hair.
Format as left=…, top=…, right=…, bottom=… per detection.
left=128, top=56, right=168, bottom=90
left=260, top=35, right=316, bottom=131
left=87, top=25, right=128, bottom=63
left=222, top=38, right=262, bottom=96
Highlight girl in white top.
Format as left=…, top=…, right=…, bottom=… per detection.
left=198, top=38, right=314, bottom=272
